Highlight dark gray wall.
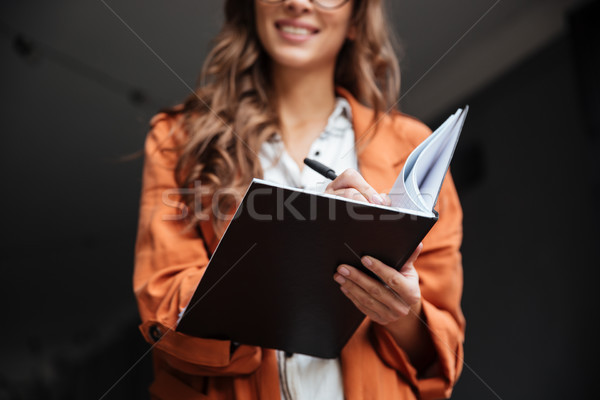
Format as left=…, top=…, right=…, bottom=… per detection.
left=444, top=34, right=598, bottom=399
left=0, top=4, right=156, bottom=398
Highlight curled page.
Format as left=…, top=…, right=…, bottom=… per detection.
left=415, top=107, right=468, bottom=210
left=389, top=107, right=468, bottom=212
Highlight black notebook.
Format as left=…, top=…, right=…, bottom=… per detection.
left=176, top=107, right=468, bottom=358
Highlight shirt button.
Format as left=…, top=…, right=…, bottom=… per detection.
left=314, top=150, right=320, bottom=156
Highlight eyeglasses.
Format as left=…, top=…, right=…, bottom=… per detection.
left=258, top=0, right=351, bottom=11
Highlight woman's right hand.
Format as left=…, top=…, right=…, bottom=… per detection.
left=324, top=168, right=391, bottom=206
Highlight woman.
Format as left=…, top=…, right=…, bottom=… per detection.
left=134, top=0, right=465, bottom=399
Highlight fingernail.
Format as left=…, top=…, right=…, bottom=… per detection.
left=383, top=193, right=392, bottom=206
left=372, top=194, right=384, bottom=205
left=362, top=256, right=372, bottom=267
left=334, top=274, right=346, bottom=284
left=338, top=266, right=350, bottom=276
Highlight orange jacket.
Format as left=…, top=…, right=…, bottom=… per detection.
left=134, top=88, right=465, bottom=399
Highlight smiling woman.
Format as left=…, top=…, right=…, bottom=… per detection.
left=255, top=0, right=354, bottom=71
left=133, top=0, right=465, bottom=399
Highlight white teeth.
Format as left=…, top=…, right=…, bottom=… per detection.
left=279, top=25, right=312, bottom=35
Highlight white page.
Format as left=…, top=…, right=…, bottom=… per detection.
left=405, top=112, right=459, bottom=210
left=412, top=107, right=468, bottom=210
left=388, top=112, right=459, bottom=211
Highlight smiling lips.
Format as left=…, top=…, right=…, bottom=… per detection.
left=275, top=20, right=319, bottom=40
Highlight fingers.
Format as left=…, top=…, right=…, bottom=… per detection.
left=401, top=243, right=423, bottom=274
left=360, top=254, right=421, bottom=308
left=380, top=193, right=392, bottom=206
left=335, top=269, right=410, bottom=323
left=327, top=187, right=369, bottom=203
left=325, top=169, right=386, bottom=205
left=339, top=284, right=389, bottom=324
left=333, top=247, right=424, bottom=324
left=408, top=243, right=423, bottom=264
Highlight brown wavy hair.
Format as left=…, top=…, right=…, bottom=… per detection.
left=163, top=0, right=401, bottom=236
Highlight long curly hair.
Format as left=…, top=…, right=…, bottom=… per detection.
left=162, top=0, right=400, bottom=235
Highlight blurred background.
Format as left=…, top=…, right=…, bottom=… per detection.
left=0, top=0, right=598, bottom=398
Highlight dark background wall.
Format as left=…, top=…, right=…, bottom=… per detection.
left=448, top=33, right=599, bottom=399
left=0, top=1, right=598, bottom=399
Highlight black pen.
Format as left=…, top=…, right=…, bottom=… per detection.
left=303, top=158, right=338, bottom=180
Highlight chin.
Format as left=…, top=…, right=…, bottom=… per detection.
left=272, top=57, right=315, bottom=70
left=267, top=48, right=336, bottom=72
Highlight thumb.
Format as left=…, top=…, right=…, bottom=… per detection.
left=400, top=242, right=423, bottom=276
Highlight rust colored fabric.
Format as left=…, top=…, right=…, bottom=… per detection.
left=134, top=88, right=466, bottom=399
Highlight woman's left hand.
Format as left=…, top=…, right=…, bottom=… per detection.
left=334, top=243, right=436, bottom=368
left=333, top=243, right=424, bottom=326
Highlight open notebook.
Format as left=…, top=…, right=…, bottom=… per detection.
left=176, top=107, right=468, bottom=358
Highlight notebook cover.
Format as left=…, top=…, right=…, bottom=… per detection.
left=176, top=180, right=437, bottom=358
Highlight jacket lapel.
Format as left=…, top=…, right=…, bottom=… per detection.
left=337, top=87, right=405, bottom=193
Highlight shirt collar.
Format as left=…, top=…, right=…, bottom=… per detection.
left=320, top=97, right=352, bottom=139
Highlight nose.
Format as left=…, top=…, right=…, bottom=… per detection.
left=284, top=0, right=314, bottom=14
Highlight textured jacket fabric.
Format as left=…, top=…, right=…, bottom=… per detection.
left=133, top=88, right=466, bottom=399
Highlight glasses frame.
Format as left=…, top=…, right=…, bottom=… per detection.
left=258, top=0, right=352, bottom=11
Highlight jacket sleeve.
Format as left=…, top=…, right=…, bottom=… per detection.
left=370, top=171, right=465, bottom=399
left=133, top=115, right=262, bottom=376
